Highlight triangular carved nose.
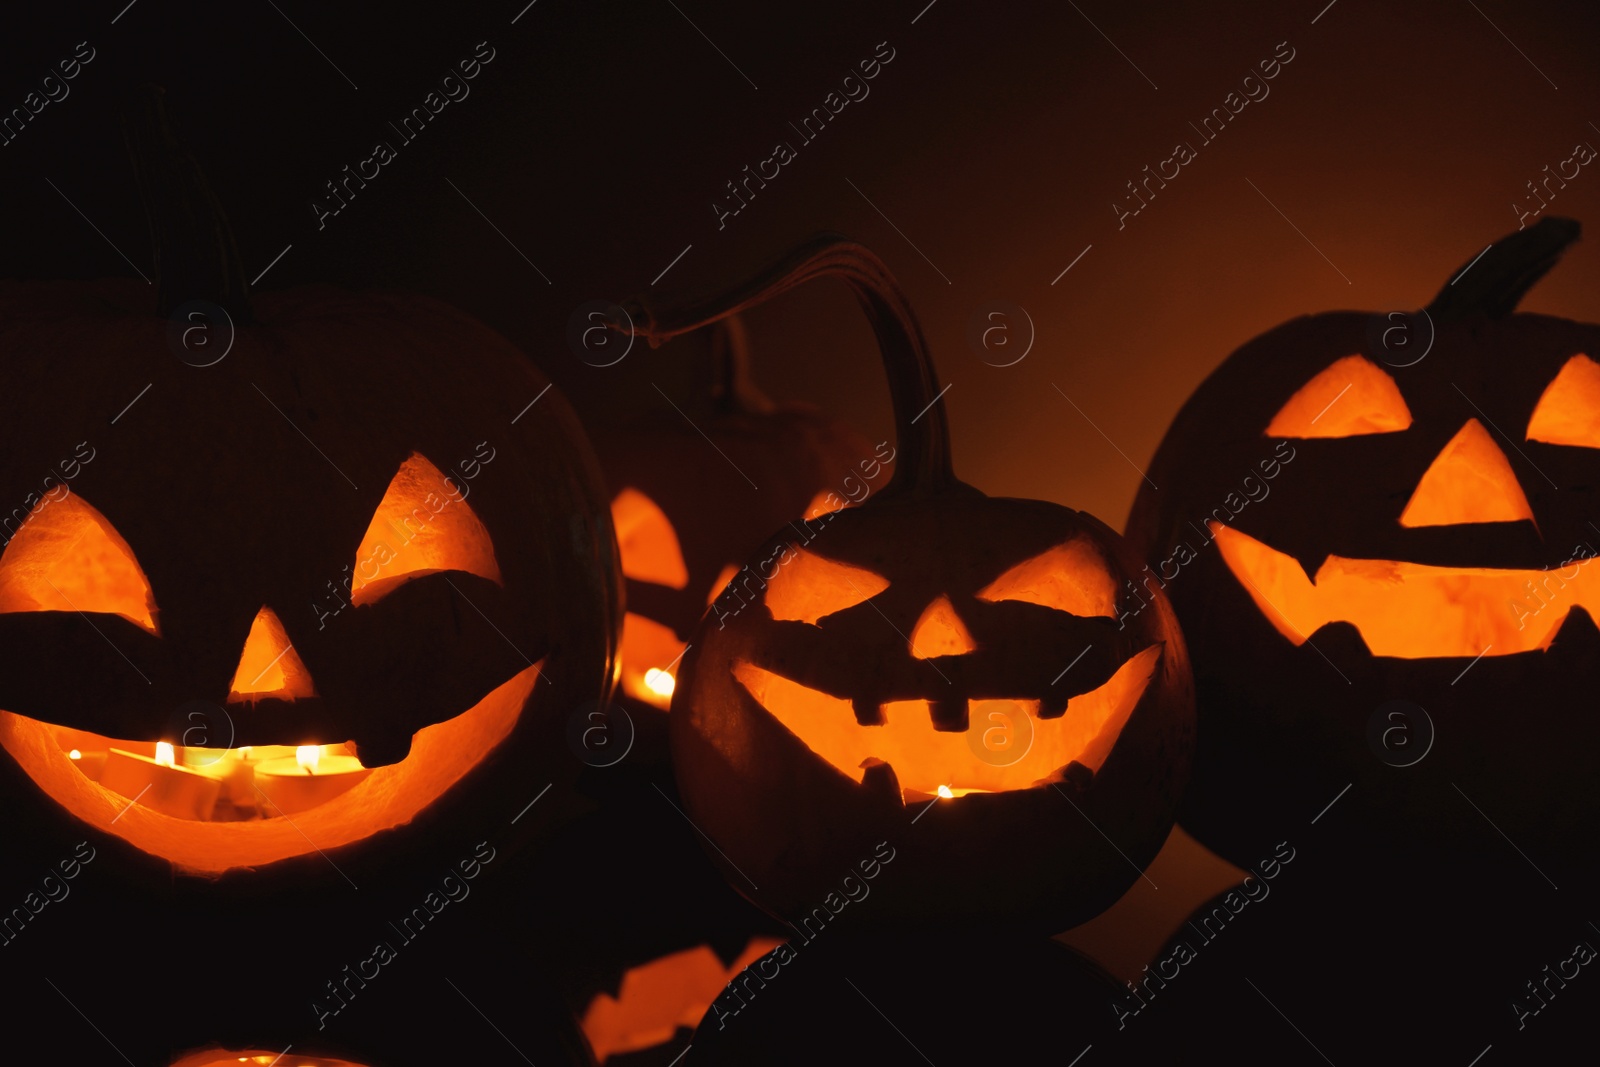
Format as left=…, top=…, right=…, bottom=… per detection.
left=1399, top=419, right=1535, bottom=527
left=909, top=596, right=977, bottom=659
left=228, top=606, right=317, bottom=701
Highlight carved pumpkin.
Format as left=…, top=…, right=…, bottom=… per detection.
left=1126, top=218, right=1600, bottom=885
left=628, top=237, right=1193, bottom=931
left=601, top=316, right=875, bottom=733
left=0, top=94, right=618, bottom=904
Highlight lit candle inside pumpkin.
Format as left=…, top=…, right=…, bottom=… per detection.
left=902, top=784, right=993, bottom=805
left=99, top=741, right=223, bottom=820
left=253, top=743, right=371, bottom=817
left=644, top=668, right=676, bottom=700
left=182, top=744, right=263, bottom=810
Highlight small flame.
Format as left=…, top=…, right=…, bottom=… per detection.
left=68, top=749, right=82, bottom=760
left=155, top=741, right=176, bottom=768
left=937, top=785, right=954, bottom=799
left=644, top=668, right=676, bottom=699
left=296, top=745, right=321, bottom=775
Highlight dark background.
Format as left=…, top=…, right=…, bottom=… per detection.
left=5, top=0, right=1600, bottom=984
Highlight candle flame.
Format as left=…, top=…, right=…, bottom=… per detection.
left=155, top=741, right=176, bottom=768
left=937, top=785, right=954, bottom=798
left=644, top=667, right=676, bottom=699
left=68, top=749, right=82, bottom=760
left=296, top=745, right=321, bottom=775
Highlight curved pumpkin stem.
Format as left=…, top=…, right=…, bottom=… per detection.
left=617, top=235, right=956, bottom=494
left=124, top=85, right=252, bottom=322
left=1426, top=216, right=1579, bottom=322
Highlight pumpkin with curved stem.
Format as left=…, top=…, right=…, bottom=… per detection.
left=599, top=315, right=874, bottom=731
left=1126, top=217, right=1600, bottom=883
left=630, top=237, right=1193, bottom=931
left=0, top=91, right=618, bottom=898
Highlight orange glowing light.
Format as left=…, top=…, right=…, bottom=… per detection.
left=1266, top=355, right=1413, bottom=438
left=154, top=741, right=175, bottom=768
left=763, top=548, right=888, bottom=625
left=1527, top=354, right=1600, bottom=447
left=581, top=937, right=786, bottom=1062
left=0, top=492, right=158, bottom=633
left=619, top=611, right=684, bottom=710
left=296, top=745, right=322, bottom=774
left=644, top=668, right=676, bottom=699
left=1212, top=523, right=1598, bottom=657
left=908, top=596, right=977, bottom=658
left=611, top=487, right=689, bottom=590
left=0, top=662, right=542, bottom=875
left=350, top=453, right=501, bottom=606
left=734, top=646, right=1160, bottom=795
left=1399, top=419, right=1534, bottom=527
left=706, top=562, right=741, bottom=608
left=977, top=538, right=1120, bottom=618
left=227, top=606, right=317, bottom=701
left=804, top=491, right=847, bottom=520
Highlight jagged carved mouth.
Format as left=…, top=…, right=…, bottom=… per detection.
left=1213, top=522, right=1599, bottom=658
left=0, top=661, right=541, bottom=875
left=733, top=646, right=1161, bottom=798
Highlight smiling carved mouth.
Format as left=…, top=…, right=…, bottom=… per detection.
left=0, top=661, right=541, bottom=875
left=733, top=646, right=1161, bottom=798
left=1213, top=522, right=1600, bottom=658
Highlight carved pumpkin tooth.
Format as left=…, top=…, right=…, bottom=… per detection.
left=858, top=758, right=902, bottom=806
left=1037, top=690, right=1070, bottom=720
left=928, top=697, right=969, bottom=732
left=1058, top=760, right=1094, bottom=792
left=352, top=731, right=414, bottom=768
left=852, top=697, right=885, bottom=726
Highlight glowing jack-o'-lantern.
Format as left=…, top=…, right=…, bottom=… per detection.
left=616, top=236, right=1193, bottom=931
left=601, top=316, right=874, bottom=721
left=0, top=93, right=617, bottom=901
left=1127, top=217, right=1600, bottom=882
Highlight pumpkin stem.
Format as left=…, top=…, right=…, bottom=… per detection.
left=1426, top=216, right=1579, bottom=321
left=708, top=315, right=776, bottom=415
left=124, top=85, right=252, bottom=322
left=616, top=235, right=955, bottom=492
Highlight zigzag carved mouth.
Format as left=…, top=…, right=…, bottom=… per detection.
left=733, top=646, right=1160, bottom=798
left=1213, top=522, right=1599, bottom=658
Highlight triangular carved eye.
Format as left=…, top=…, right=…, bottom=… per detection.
left=612, top=487, right=689, bottom=590
left=1267, top=355, right=1413, bottom=438
left=350, top=454, right=501, bottom=607
left=977, top=538, right=1117, bottom=619
left=1527, top=354, right=1600, bottom=447
left=764, top=547, right=889, bottom=625
left=0, top=493, right=158, bottom=634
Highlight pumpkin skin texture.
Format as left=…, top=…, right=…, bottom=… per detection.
left=599, top=316, right=874, bottom=741
left=632, top=237, right=1193, bottom=933
left=0, top=279, right=619, bottom=899
left=1120, top=849, right=1599, bottom=1065
left=1125, top=218, right=1600, bottom=888
left=689, top=934, right=1128, bottom=1066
